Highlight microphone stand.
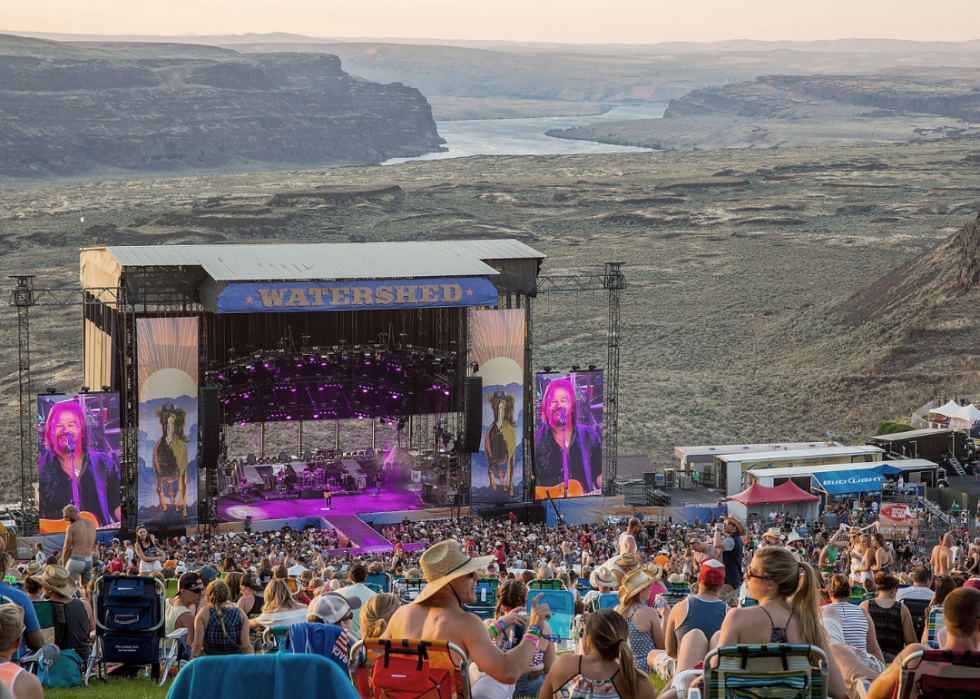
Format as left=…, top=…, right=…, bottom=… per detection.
left=69, top=447, right=81, bottom=510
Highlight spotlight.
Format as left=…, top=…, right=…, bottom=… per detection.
left=80, top=386, right=90, bottom=393
left=228, top=347, right=236, bottom=358
left=46, top=387, right=57, bottom=395
left=572, top=365, right=580, bottom=372
left=588, top=364, right=597, bottom=371
left=471, top=362, right=479, bottom=374
left=543, top=367, right=552, bottom=373
left=101, top=385, right=110, bottom=392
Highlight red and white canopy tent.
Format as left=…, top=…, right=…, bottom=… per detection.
left=726, top=481, right=820, bottom=523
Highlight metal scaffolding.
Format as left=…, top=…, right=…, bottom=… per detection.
left=533, top=262, right=626, bottom=495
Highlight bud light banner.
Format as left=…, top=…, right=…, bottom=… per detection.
left=137, top=317, right=199, bottom=526
left=469, top=309, right=525, bottom=504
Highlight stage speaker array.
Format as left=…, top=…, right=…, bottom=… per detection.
left=200, top=387, right=221, bottom=470
left=462, top=376, right=483, bottom=453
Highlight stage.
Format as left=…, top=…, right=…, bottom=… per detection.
left=216, top=479, right=428, bottom=523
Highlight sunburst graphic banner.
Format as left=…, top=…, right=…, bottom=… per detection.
left=470, top=309, right=525, bottom=504
left=137, top=317, right=199, bottom=526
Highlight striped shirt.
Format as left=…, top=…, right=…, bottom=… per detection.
left=926, top=607, right=945, bottom=649
left=832, top=603, right=869, bottom=651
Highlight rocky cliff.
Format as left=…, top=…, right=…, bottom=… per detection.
left=0, top=38, right=444, bottom=179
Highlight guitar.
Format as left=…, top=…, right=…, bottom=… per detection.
left=39, top=511, right=101, bottom=534
left=535, top=481, right=586, bottom=499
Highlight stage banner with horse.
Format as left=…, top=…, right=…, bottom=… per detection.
left=137, top=317, right=199, bottom=526
left=37, top=392, right=122, bottom=533
left=533, top=370, right=604, bottom=500
left=469, top=309, right=525, bottom=504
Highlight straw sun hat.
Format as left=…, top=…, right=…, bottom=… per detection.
left=618, top=567, right=657, bottom=605
left=415, top=540, right=494, bottom=604
left=35, top=565, right=77, bottom=598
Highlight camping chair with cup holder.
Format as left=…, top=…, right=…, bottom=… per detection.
left=528, top=578, right=563, bottom=591
left=393, top=578, right=426, bottom=603
left=349, top=638, right=471, bottom=699
left=365, top=572, right=393, bottom=593
left=674, top=644, right=828, bottom=699
left=85, top=574, right=184, bottom=687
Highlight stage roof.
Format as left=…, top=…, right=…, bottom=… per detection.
left=88, top=240, right=544, bottom=283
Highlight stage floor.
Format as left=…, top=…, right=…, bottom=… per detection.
left=216, top=480, right=427, bottom=522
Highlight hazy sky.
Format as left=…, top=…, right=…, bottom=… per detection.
left=5, top=0, right=980, bottom=44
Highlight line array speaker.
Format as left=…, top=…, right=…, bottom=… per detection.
left=200, top=387, right=221, bottom=470
left=462, top=376, right=483, bottom=453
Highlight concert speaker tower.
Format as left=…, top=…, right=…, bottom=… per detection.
left=200, top=387, right=221, bottom=470
left=462, top=376, right=483, bottom=453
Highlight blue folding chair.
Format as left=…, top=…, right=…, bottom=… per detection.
left=168, top=654, right=359, bottom=699
left=525, top=589, right=575, bottom=640
left=597, top=593, right=620, bottom=610
left=475, top=578, right=499, bottom=606
left=364, top=572, right=392, bottom=593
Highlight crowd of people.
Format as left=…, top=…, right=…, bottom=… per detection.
left=2, top=503, right=980, bottom=699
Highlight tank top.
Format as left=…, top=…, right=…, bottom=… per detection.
left=674, top=596, right=728, bottom=646
left=821, top=546, right=837, bottom=572
left=760, top=606, right=794, bottom=644
left=166, top=601, right=191, bottom=640
left=624, top=607, right=654, bottom=673
left=0, top=662, right=23, bottom=691
left=833, top=602, right=869, bottom=651
left=867, top=599, right=904, bottom=660
left=553, top=657, right=621, bottom=699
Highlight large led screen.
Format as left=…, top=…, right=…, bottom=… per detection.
left=533, top=370, right=603, bottom=499
left=38, top=393, right=121, bottom=532
left=469, top=309, right=525, bottom=504
left=138, top=317, right=199, bottom=526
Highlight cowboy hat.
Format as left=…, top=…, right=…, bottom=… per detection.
left=35, top=565, right=77, bottom=598
left=618, top=568, right=657, bottom=605
left=764, top=527, right=785, bottom=540
left=589, top=567, right=617, bottom=588
left=415, top=540, right=494, bottom=604
left=667, top=573, right=686, bottom=584
left=721, top=513, right=744, bottom=536
left=24, top=561, right=42, bottom=577
left=785, top=532, right=803, bottom=545
left=643, top=563, right=664, bottom=582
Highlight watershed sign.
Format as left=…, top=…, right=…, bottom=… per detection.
left=216, top=277, right=497, bottom=313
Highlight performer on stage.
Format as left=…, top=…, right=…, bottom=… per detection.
left=375, top=471, right=383, bottom=495
left=38, top=400, right=121, bottom=527
left=533, top=377, right=602, bottom=497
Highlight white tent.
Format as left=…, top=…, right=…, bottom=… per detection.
left=930, top=399, right=962, bottom=416
left=949, top=404, right=980, bottom=431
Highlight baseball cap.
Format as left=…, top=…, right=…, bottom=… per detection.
left=964, top=579, right=980, bottom=590
left=308, top=593, right=361, bottom=625
left=178, top=572, right=205, bottom=592
left=242, top=573, right=259, bottom=590
left=698, top=558, right=726, bottom=587
left=199, top=566, right=218, bottom=582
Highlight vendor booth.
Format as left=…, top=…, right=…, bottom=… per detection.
left=726, top=481, right=820, bottom=523
left=809, top=464, right=902, bottom=506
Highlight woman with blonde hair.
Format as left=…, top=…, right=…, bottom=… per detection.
left=540, top=609, right=656, bottom=699
left=713, top=547, right=846, bottom=698
left=849, top=534, right=873, bottom=586
left=614, top=568, right=666, bottom=674
left=224, top=571, right=243, bottom=603
left=360, top=593, right=401, bottom=639
left=249, top=579, right=307, bottom=630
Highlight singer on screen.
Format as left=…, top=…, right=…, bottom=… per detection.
left=38, top=400, right=121, bottom=527
left=533, top=377, right=602, bottom=498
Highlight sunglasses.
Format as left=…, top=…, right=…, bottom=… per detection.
left=745, top=569, right=770, bottom=582
left=340, top=612, right=353, bottom=623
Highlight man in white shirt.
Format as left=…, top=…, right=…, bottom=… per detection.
left=337, top=563, right=376, bottom=639
left=896, top=566, right=935, bottom=601
left=287, top=556, right=309, bottom=577
left=124, top=541, right=135, bottom=568
left=617, top=518, right=639, bottom=555
left=768, top=510, right=777, bottom=522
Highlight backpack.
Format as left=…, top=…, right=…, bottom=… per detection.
left=40, top=649, right=84, bottom=688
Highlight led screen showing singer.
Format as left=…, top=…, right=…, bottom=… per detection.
left=533, top=370, right=603, bottom=499
left=37, top=393, right=121, bottom=531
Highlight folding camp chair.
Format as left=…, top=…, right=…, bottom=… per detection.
left=597, top=592, right=620, bottom=609
left=528, top=578, right=563, bottom=591
left=525, top=589, right=575, bottom=640
left=895, top=649, right=980, bottom=699
left=85, top=575, right=183, bottom=687
left=902, top=598, right=929, bottom=643
left=169, top=654, right=359, bottom=699
left=32, top=600, right=68, bottom=648
left=393, top=578, right=426, bottom=603
left=366, top=583, right=384, bottom=594
left=164, top=578, right=180, bottom=600
left=349, top=638, right=471, bottom=699
left=365, top=572, right=393, bottom=593
left=260, top=625, right=291, bottom=654
left=690, top=644, right=828, bottom=699
left=924, top=608, right=946, bottom=649
left=474, top=577, right=498, bottom=606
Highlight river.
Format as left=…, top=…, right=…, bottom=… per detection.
left=383, top=101, right=669, bottom=165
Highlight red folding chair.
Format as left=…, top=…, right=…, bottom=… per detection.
left=894, top=649, right=980, bottom=699
left=349, top=638, right=471, bottom=699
